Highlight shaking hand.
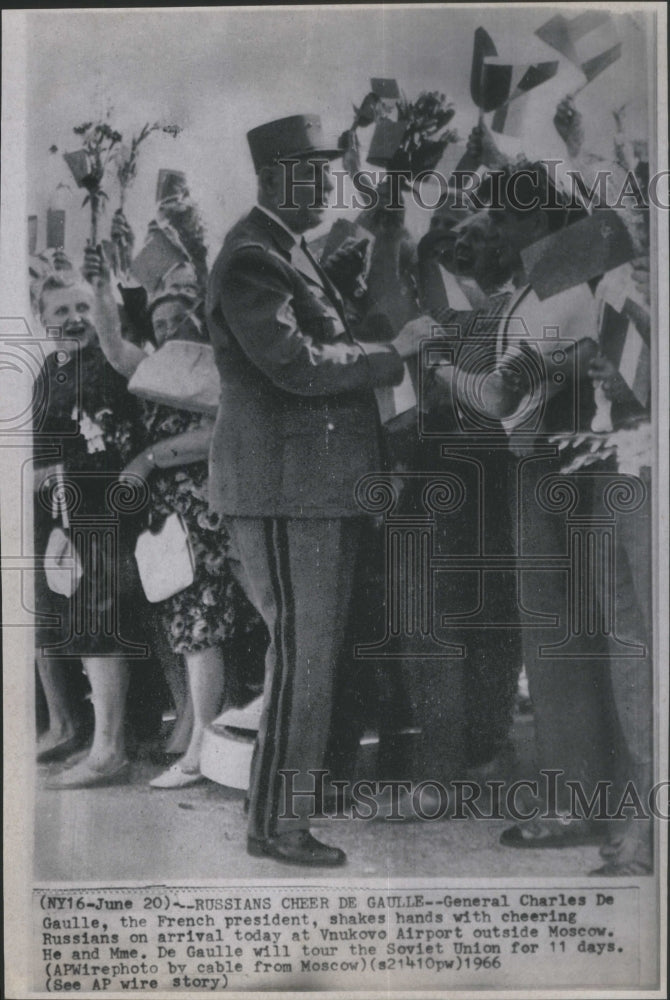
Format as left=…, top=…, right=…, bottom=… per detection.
left=392, top=315, right=436, bottom=359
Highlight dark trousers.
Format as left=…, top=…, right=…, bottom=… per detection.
left=515, top=454, right=616, bottom=806
left=224, top=516, right=362, bottom=840
left=597, top=463, right=653, bottom=862
left=605, top=465, right=653, bottom=772
left=398, top=443, right=521, bottom=778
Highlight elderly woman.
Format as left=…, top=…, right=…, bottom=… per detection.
left=33, top=270, right=146, bottom=788
left=85, top=246, right=263, bottom=788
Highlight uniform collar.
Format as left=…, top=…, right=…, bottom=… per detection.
left=253, top=204, right=298, bottom=250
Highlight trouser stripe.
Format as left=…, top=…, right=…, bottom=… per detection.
left=250, top=518, right=296, bottom=840
left=248, top=519, right=283, bottom=839
left=267, top=519, right=296, bottom=834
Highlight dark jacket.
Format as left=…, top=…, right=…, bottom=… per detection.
left=206, top=207, right=405, bottom=517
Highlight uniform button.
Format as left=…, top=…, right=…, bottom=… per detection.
left=326, top=422, right=335, bottom=431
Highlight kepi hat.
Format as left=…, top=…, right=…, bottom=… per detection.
left=247, top=115, right=341, bottom=173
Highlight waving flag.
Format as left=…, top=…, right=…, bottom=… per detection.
left=28, top=215, right=38, bottom=255
left=455, top=28, right=557, bottom=170
left=520, top=209, right=635, bottom=301
left=536, top=11, right=622, bottom=84
left=486, top=59, right=559, bottom=135
left=598, top=266, right=651, bottom=408
left=491, top=91, right=532, bottom=137
left=481, top=57, right=559, bottom=110
left=370, top=78, right=400, bottom=100
left=470, top=27, right=499, bottom=110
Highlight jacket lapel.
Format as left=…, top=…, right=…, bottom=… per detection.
left=249, top=207, right=347, bottom=324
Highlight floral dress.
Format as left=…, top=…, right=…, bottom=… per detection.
left=141, top=402, right=263, bottom=656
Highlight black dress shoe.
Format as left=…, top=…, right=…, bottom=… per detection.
left=589, top=858, right=653, bottom=877
left=500, top=819, right=604, bottom=849
left=248, top=830, right=346, bottom=867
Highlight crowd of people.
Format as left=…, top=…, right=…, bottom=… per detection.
left=31, top=91, right=653, bottom=876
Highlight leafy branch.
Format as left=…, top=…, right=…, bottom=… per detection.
left=115, top=121, right=162, bottom=209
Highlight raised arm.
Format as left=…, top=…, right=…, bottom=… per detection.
left=82, top=245, right=147, bottom=379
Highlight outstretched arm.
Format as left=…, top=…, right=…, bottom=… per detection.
left=82, top=245, right=147, bottom=379
left=120, top=422, right=214, bottom=481
left=213, top=246, right=409, bottom=395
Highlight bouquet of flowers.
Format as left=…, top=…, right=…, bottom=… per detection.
left=340, top=85, right=457, bottom=182
left=61, top=117, right=123, bottom=244
left=386, top=91, right=458, bottom=175
left=333, top=83, right=457, bottom=336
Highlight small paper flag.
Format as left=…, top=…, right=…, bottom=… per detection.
left=521, top=210, right=635, bottom=301
left=491, top=91, right=532, bottom=138
left=28, top=216, right=38, bottom=255
left=470, top=27, right=499, bottom=109
left=130, top=226, right=188, bottom=292
left=370, top=78, right=400, bottom=100
left=46, top=209, right=65, bottom=249
left=536, top=11, right=621, bottom=84
left=62, top=149, right=91, bottom=187
left=366, top=118, right=408, bottom=167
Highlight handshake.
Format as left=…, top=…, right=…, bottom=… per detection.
left=391, top=315, right=437, bottom=359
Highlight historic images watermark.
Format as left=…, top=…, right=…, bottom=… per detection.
left=276, top=159, right=664, bottom=213
left=278, top=769, right=670, bottom=823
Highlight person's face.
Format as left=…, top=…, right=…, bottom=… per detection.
left=487, top=206, right=546, bottom=272
left=262, top=156, right=334, bottom=233
left=161, top=262, right=199, bottom=297
left=41, top=284, right=96, bottom=348
left=151, top=299, right=188, bottom=346
left=452, top=213, right=510, bottom=290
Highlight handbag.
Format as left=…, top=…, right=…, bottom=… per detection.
left=44, top=464, right=83, bottom=598
left=134, top=512, right=196, bottom=603
left=45, top=526, right=83, bottom=597
left=128, top=339, right=221, bottom=416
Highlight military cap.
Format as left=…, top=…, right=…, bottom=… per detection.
left=247, top=115, right=341, bottom=173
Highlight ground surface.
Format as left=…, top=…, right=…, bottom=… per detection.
left=35, top=713, right=606, bottom=881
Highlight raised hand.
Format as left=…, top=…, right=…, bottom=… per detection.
left=82, top=243, right=112, bottom=291
left=321, top=237, right=369, bottom=299
left=587, top=353, right=629, bottom=402
left=111, top=209, right=135, bottom=251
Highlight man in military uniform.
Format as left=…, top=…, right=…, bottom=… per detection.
left=206, top=115, right=430, bottom=866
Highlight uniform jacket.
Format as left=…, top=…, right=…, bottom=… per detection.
left=206, top=207, right=405, bottom=517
